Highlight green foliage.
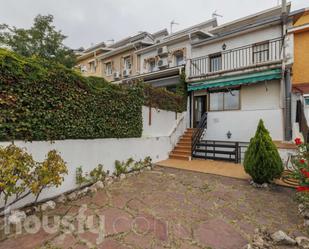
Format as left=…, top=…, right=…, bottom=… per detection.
left=0, top=144, right=67, bottom=209
left=76, top=164, right=107, bottom=186
left=0, top=48, right=144, bottom=141
left=0, top=144, right=35, bottom=205
left=0, top=14, right=76, bottom=68
left=132, top=82, right=186, bottom=113
left=114, top=156, right=152, bottom=176
left=244, top=119, right=283, bottom=184
left=175, top=70, right=187, bottom=97
left=31, top=150, right=68, bottom=201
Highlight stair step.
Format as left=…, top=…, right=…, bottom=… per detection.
left=169, top=154, right=190, bottom=160
left=179, top=138, right=191, bottom=143
left=171, top=150, right=191, bottom=156
left=178, top=142, right=191, bottom=146
left=175, top=145, right=191, bottom=149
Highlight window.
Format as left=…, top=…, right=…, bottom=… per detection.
left=253, top=42, right=269, bottom=63
left=105, top=62, right=112, bottom=76
left=89, top=61, right=96, bottom=73
left=209, top=89, right=240, bottom=111
left=175, top=52, right=184, bottom=66
left=209, top=53, right=222, bottom=72
left=124, top=56, right=132, bottom=70
left=148, top=59, right=156, bottom=72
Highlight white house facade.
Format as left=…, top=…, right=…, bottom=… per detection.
left=186, top=5, right=291, bottom=147
left=130, top=19, right=217, bottom=90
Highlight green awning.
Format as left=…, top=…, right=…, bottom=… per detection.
left=188, top=69, right=282, bottom=91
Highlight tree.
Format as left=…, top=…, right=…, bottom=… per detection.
left=0, top=144, right=67, bottom=212
left=244, top=119, right=283, bottom=184
left=0, top=14, right=76, bottom=68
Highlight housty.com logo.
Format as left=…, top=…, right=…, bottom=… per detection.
left=2, top=204, right=169, bottom=246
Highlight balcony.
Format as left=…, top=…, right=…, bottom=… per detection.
left=189, top=38, right=283, bottom=78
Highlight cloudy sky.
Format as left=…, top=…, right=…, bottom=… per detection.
left=0, top=0, right=308, bottom=49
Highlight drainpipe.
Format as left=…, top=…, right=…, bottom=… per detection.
left=282, top=0, right=292, bottom=141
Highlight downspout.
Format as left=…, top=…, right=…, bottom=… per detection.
left=282, top=0, right=292, bottom=141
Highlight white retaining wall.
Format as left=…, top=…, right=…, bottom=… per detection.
left=0, top=107, right=187, bottom=209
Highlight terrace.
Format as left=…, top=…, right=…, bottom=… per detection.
left=189, top=37, right=283, bottom=79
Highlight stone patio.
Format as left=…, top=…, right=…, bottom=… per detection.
left=0, top=166, right=306, bottom=249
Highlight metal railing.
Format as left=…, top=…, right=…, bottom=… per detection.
left=191, top=112, right=208, bottom=156
left=190, top=37, right=283, bottom=78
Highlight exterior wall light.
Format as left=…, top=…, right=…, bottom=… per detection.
left=222, top=43, right=227, bottom=50
left=226, top=130, right=232, bottom=139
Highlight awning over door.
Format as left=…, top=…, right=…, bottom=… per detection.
left=187, top=69, right=282, bottom=91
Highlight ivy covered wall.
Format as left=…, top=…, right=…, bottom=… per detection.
left=0, top=49, right=186, bottom=141
left=0, top=49, right=144, bottom=141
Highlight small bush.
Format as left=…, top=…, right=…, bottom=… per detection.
left=0, top=144, right=67, bottom=210
left=114, top=156, right=152, bottom=177
left=244, top=119, right=283, bottom=184
left=76, top=164, right=107, bottom=186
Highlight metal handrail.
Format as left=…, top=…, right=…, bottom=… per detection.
left=190, top=37, right=283, bottom=77
left=191, top=112, right=208, bottom=156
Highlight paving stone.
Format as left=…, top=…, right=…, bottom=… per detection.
left=194, top=218, right=247, bottom=249
left=0, top=228, right=55, bottom=249
left=0, top=167, right=305, bottom=249
left=97, top=239, right=128, bottom=249
left=96, top=207, right=132, bottom=236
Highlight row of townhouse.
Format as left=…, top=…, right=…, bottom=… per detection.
left=77, top=3, right=309, bottom=161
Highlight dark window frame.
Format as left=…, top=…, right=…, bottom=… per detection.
left=208, top=87, right=241, bottom=112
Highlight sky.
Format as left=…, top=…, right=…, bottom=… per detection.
left=0, top=0, right=308, bottom=49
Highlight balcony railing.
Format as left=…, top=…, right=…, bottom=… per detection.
left=189, top=38, right=283, bottom=78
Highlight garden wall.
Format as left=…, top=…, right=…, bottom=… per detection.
left=0, top=109, right=187, bottom=209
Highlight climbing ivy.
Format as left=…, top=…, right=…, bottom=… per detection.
left=141, top=82, right=186, bottom=113
left=0, top=49, right=186, bottom=141
left=0, top=49, right=144, bottom=141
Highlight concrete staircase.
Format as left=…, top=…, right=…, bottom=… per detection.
left=169, top=128, right=195, bottom=160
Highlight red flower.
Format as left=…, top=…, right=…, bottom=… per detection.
left=300, top=159, right=306, bottom=164
left=301, top=168, right=309, bottom=178
left=295, top=138, right=302, bottom=145
left=297, top=186, right=309, bottom=192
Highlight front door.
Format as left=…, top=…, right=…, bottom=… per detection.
left=193, top=95, right=207, bottom=128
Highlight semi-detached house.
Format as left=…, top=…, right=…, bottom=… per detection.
left=77, top=2, right=309, bottom=162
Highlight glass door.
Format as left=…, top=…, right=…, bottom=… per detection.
left=193, top=95, right=207, bottom=128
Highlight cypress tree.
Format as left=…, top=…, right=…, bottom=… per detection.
left=244, top=119, right=283, bottom=184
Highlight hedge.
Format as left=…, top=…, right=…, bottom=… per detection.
left=0, top=49, right=144, bottom=141
left=0, top=49, right=186, bottom=141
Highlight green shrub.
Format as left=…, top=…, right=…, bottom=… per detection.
left=114, top=156, right=152, bottom=176
left=76, top=164, right=107, bottom=186
left=244, top=119, right=283, bottom=184
left=0, top=144, right=67, bottom=210
left=0, top=48, right=143, bottom=141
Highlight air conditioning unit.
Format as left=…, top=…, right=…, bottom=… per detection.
left=157, top=58, right=169, bottom=68
left=114, top=71, right=120, bottom=79
left=157, top=46, right=168, bottom=56
left=81, top=65, right=87, bottom=73
left=123, top=69, right=131, bottom=77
